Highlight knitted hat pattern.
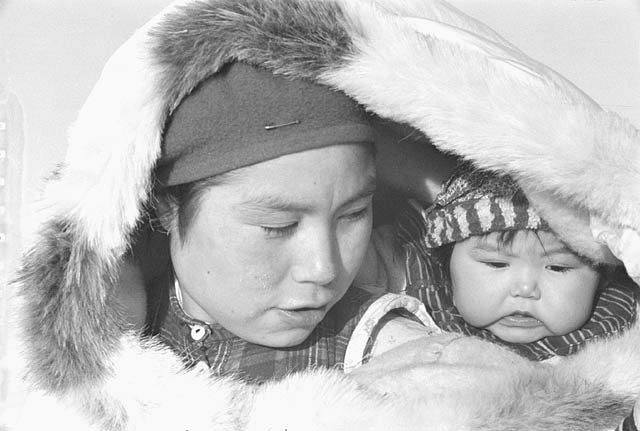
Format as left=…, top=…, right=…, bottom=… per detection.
left=422, top=162, right=549, bottom=248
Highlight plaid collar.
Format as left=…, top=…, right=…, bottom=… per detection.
left=170, top=281, right=238, bottom=341
left=158, top=282, right=377, bottom=382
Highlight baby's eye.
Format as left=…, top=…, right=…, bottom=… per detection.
left=261, top=223, right=298, bottom=238
left=546, top=264, right=572, bottom=273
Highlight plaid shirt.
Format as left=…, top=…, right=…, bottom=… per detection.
left=158, top=286, right=378, bottom=383
left=397, top=203, right=639, bottom=362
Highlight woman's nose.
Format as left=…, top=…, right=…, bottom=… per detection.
left=292, top=232, right=338, bottom=286
left=509, top=270, right=541, bottom=299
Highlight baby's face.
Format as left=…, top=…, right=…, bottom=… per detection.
left=449, top=230, right=600, bottom=343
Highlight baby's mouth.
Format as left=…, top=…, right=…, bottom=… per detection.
left=500, top=312, right=543, bottom=328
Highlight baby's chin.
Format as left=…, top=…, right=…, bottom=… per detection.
left=494, top=332, right=547, bottom=344
left=486, top=319, right=552, bottom=344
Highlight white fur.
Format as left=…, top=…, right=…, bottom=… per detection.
left=358, top=0, right=517, bottom=49
left=557, top=313, right=640, bottom=397
left=325, top=1, right=640, bottom=263
left=39, top=26, right=164, bottom=256
left=12, top=324, right=640, bottom=431
left=85, top=335, right=250, bottom=430
left=16, top=0, right=640, bottom=429
left=43, top=0, right=200, bottom=254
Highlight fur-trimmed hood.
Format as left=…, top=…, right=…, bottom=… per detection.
left=13, top=0, right=640, bottom=430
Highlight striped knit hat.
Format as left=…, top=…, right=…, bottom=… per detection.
left=423, top=162, right=549, bottom=248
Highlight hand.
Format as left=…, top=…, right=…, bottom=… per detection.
left=348, top=334, right=532, bottom=398
left=348, top=334, right=461, bottom=391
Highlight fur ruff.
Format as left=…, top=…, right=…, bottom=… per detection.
left=13, top=0, right=640, bottom=429
left=321, top=1, right=640, bottom=261
left=16, top=322, right=640, bottom=430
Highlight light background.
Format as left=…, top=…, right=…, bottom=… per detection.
left=1, top=0, right=640, bottom=235
left=0, top=0, right=639, bottom=427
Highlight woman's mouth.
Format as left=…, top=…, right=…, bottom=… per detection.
left=276, top=307, right=327, bottom=328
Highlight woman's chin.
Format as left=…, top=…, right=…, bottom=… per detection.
left=242, top=327, right=315, bottom=348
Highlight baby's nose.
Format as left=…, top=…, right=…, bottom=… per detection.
left=509, top=271, right=541, bottom=299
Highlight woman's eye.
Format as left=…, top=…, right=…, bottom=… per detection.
left=261, top=223, right=298, bottom=238
left=341, top=207, right=369, bottom=222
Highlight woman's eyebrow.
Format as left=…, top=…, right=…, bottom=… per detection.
left=235, top=194, right=307, bottom=213
left=234, top=176, right=377, bottom=213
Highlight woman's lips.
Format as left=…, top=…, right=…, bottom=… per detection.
left=276, top=307, right=327, bottom=327
left=499, top=312, right=544, bottom=328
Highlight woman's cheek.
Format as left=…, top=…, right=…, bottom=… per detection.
left=341, top=220, right=372, bottom=272
left=241, top=241, right=292, bottom=290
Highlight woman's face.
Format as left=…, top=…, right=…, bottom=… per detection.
left=170, top=144, right=376, bottom=347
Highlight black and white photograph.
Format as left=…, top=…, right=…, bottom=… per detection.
left=1, top=1, right=639, bottom=430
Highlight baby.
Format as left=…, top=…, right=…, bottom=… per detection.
left=400, top=162, right=638, bottom=361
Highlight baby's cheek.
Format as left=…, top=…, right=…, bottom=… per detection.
left=455, top=297, right=488, bottom=327
left=541, top=306, right=584, bottom=336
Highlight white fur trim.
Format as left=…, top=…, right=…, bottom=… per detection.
left=39, top=26, right=164, bottom=255
left=556, top=311, right=640, bottom=398
left=325, top=2, right=640, bottom=262
left=361, top=0, right=518, bottom=50
left=592, top=217, right=640, bottom=281
left=19, top=1, right=640, bottom=428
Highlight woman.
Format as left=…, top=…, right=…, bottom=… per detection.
left=137, top=61, right=436, bottom=382
left=14, top=0, right=640, bottom=430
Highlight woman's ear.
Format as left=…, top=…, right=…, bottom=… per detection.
left=154, top=193, right=178, bottom=235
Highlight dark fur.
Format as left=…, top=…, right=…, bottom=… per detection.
left=16, top=217, right=123, bottom=391
left=150, top=0, right=356, bottom=114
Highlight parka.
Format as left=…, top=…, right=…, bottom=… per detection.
left=11, top=0, right=640, bottom=430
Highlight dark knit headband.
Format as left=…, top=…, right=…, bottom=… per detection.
left=156, top=62, right=375, bottom=186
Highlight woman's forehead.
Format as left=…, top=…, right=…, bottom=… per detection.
left=202, top=144, right=376, bottom=210
left=233, top=175, right=377, bottom=213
